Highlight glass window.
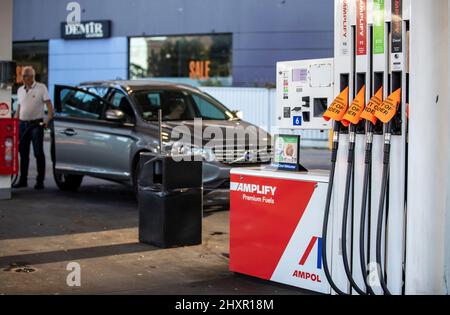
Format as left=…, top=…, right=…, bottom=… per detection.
left=132, top=91, right=161, bottom=121
left=85, top=86, right=109, bottom=98
left=13, top=41, right=49, bottom=94
left=133, top=90, right=196, bottom=121
left=191, top=94, right=228, bottom=120
left=60, top=88, right=105, bottom=120
left=133, top=89, right=234, bottom=121
left=109, top=89, right=135, bottom=123
left=129, top=34, right=232, bottom=87
left=111, top=91, right=125, bottom=107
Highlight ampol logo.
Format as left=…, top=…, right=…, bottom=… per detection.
left=299, top=236, right=322, bottom=269
left=292, top=236, right=323, bottom=283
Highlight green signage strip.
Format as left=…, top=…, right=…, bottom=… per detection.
left=373, top=0, right=385, bottom=54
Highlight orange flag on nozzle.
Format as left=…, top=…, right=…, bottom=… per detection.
left=323, top=87, right=349, bottom=122
left=375, top=88, right=401, bottom=123
left=341, top=85, right=366, bottom=127
left=361, top=87, right=383, bottom=125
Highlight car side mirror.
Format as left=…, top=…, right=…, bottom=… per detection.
left=106, top=109, right=125, bottom=121
left=232, top=110, right=243, bottom=119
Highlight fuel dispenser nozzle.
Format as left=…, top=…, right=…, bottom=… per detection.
left=357, top=87, right=384, bottom=295
left=373, top=88, right=402, bottom=295
left=339, top=86, right=369, bottom=295
left=321, top=87, right=349, bottom=295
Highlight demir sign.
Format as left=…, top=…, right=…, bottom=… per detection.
left=61, top=20, right=111, bottom=40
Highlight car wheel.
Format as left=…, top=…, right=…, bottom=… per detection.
left=132, top=151, right=152, bottom=199
left=53, top=167, right=83, bottom=191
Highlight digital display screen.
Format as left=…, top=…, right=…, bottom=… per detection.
left=292, top=68, right=308, bottom=82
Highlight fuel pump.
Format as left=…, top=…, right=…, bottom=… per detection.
left=320, top=0, right=410, bottom=295
left=231, top=0, right=447, bottom=295
left=230, top=58, right=336, bottom=294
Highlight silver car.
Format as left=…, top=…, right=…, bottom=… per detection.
left=51, top=80, right=271, bottom=204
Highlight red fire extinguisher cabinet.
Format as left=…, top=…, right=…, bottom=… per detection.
left=0, top=118, right=19, bottom=175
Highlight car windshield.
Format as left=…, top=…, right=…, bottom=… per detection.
left=132, top=89, right=237, bottom=121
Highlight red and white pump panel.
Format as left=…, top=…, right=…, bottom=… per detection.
left=229, top=168, right=331, bottom=294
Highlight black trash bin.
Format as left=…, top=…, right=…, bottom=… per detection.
left=138, top=153, right=203, bottom=248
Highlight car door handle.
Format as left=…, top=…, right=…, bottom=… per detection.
left=60, top=128, right=77, bottom=136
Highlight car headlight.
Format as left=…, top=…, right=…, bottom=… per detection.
left=167, top=141, right=216, bottom=162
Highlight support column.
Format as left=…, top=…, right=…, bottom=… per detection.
left=406, top=0, right=449, bottom=295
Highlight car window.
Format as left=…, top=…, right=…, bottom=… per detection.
left=132, top=91, right=161, bottom=121
left=109, top=89, right=135, bottom=123
left=85, top=86, right=109, bottom=98
left=133, top=89, right=234, bottom=121
left=133, top=90, right=196, bottom=121
left=191, top=93, right=229, bottom=120
left=59, top=88, right=106, bottom=120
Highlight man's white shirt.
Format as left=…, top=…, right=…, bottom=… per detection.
left=17, top=82, right=50, bottom=121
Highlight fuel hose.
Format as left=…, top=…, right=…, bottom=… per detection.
left=375, top=122, right=393, bottom=295
left=321, top=122, right=348, bottom=295
left=358, top=122, right=376, bottom=295
left=340, top=124, right=367, bottom=295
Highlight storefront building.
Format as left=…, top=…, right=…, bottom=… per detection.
left=12, top=0, right=333, bottom=97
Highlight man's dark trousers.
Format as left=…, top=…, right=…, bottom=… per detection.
left=18, top=120, right=45, bottom=184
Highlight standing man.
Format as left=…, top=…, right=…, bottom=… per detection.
left=13, top=66, right=53, bottom=190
